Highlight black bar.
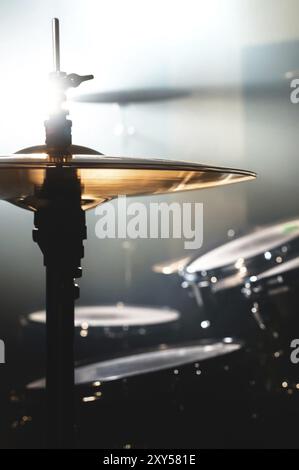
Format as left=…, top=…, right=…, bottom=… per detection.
left=52, top=18, right=60, bottom=72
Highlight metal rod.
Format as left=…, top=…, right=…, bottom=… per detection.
left=52, top=18, right=60, bottom=72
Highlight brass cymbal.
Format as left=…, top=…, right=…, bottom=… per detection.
left=0, top=148, right=256, bottom=211
left=152, top=256, right=192, bottom=275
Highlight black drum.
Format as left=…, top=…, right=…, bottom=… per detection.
left=247, top=256, right=299, bottom=391
left=8, top=340, right=272, bottom=449
left=20, top=304, right=181, bottom=380
left=182, top=219, right=299, bottom=343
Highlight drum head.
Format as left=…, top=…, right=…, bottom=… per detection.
left=28, top=340, right=242, bottom=389
left=186, top=220, right=299, bottom=274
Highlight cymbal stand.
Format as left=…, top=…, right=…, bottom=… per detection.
left=31, top=18, right=93, bottom=448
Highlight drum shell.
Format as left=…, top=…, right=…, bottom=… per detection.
left=250, top=267, right=299, bottom=392
left=252, top=267, right=299, bottom=338
left=185, top=281, right=263, bottom=344
left=19, top=318, right=181, bottom=382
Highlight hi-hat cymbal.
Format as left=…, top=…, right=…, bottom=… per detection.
left=72, top=88, right=192, bottom=105
left=0, top=149, right=256, bottom=211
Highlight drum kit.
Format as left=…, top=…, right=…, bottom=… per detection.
left=4, top=17, right=298, bottom=449
left=151, top=219, right=299, bottom=446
